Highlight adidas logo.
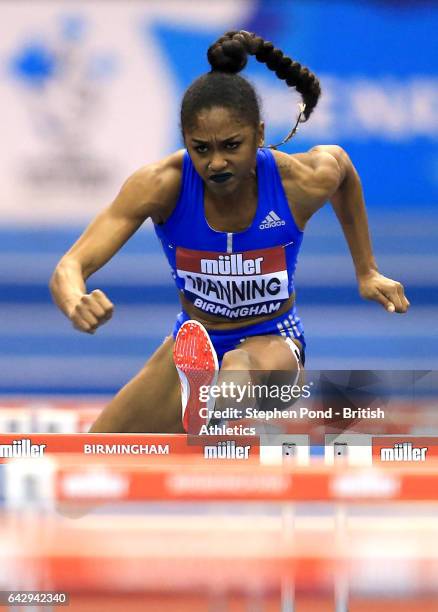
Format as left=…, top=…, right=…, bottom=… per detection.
left=259, top=210, right=286, bottom=229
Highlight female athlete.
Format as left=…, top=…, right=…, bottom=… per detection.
left=50, top=31, right=409, bottom=434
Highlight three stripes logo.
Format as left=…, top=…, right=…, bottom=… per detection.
left=259, top=210, right=286, bottom=230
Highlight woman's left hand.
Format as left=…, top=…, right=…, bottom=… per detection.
left=358, top=271, right=410, bottom=313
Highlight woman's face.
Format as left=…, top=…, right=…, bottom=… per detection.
left=184, top=106, right=264, bottom=197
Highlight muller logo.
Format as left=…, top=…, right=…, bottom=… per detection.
left=380, top=442, right=428, bottom=462
left=0, top=439, right=46, bottom=459
left=204, top=440, right=251, bottom=459
left=200, top=254, right=264, bottom=276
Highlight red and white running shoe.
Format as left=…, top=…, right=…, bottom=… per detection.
left=173, top=320, right=219, bottom=434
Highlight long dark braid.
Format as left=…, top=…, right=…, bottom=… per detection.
left=207, top=30, right=320, bottom=122
left=180, top=31, right=321, bottom=145
left=209, top=30, right=321, bottom=140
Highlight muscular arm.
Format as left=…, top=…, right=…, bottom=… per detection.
left=50, top=151, right=182, bottom=331
left=310, top=145, right=378, bottom=278
left=281, top=145, right=409, bottom=313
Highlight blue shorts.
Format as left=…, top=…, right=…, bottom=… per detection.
left=172, top=305, right=306, bottom=367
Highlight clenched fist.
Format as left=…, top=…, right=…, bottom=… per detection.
left=358, top=271, right=410, bottom=314
left=67, top=289, right=114, bottom=334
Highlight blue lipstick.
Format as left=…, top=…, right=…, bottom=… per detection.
left=210, top=173, right=233, bottom=183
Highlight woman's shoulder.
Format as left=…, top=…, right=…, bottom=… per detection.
left=125, top=150, right=185, bottom=224
left=269, top=146, right=346, bottom=227
left=134, top=149, right=185, bottom=186
left=271, top=146, right=344, bottom=200
left=271, top=148, right=316, bottom=181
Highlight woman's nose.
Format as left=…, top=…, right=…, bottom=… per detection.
left=208, top=153, right=227, bottom=173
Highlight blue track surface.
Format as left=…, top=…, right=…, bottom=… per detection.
left=1, top=209, right=436, bottom=394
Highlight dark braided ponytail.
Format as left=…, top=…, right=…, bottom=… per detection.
left=208, top=31, right=321, bottom=122
left=181, top=30, right=321, bottom=145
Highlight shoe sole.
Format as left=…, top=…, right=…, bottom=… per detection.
left=173, top=320, right=219, bottom=433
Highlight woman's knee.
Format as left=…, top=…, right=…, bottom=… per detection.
left=221, top=347, right=256, bottom=371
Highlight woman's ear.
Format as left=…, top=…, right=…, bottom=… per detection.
left=258, top=121, right=265, bottom=147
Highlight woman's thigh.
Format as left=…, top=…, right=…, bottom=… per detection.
left=216, top=334, right=304, bottom=415
left=236, top=334, right=303, bottom=372
left=90, top=335, right=184, bottom=433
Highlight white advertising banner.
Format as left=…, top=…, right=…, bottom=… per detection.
left=0, top=0, right=253, bottom=225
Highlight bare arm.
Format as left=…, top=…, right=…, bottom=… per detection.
left=284, top=145, right=409, bottom=313
left=50, top=152, right=182, bottom=332
left=310, top=145, right=379, bottom=278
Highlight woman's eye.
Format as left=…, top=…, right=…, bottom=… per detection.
left=226, top=142, right=240, bottom=149
left=195, top=145, right=208, bottom=153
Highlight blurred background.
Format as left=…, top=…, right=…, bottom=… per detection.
left=0, top=0, right=437, bottom=397
left=1, top=3, right=438, bottom=611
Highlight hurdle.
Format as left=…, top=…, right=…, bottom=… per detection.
left=1, top=432, right=438, bottom=610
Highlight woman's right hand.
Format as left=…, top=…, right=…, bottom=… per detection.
left=66, top=289, right=114, bottom=334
